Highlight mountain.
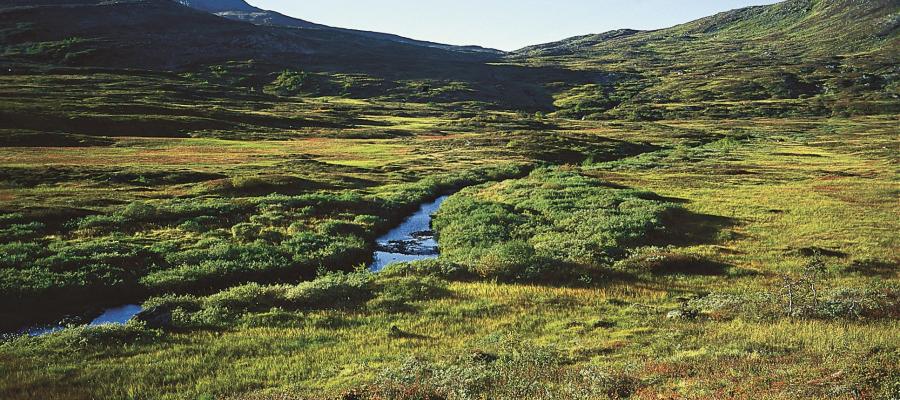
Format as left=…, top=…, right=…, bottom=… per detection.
left=0, top=0, right=498, bottom=70
left=177, top=0, right=257, bottom=13
left=512, top=0, right=899, bottom=119
left=176, top=0, right=503, bottom=55
left=0, top=0, right=595, bottom=118
left=0, top=0, right=895, bottom=119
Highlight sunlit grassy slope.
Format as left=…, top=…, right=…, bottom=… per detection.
left=513, top=0, right=899, bottom=119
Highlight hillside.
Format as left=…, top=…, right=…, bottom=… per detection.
left=512, top=0, right=899, bottom=119
left=0, top=0, right=497, bottom=71
left=1, top=0, right=896, bottom=120
left=0, top=0, right=593, bottom=138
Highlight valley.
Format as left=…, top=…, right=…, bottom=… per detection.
left=0, top=0, right=897, bottom=399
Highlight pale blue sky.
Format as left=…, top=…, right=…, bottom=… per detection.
left=248, top=0, right=783, bottom=51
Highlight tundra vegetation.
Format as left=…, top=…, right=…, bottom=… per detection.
left=0, top=0, right=898, bottom=399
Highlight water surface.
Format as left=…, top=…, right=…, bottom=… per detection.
left=370, top=195, right=448, bottom=272
left=21, top=304, right=142, bottom=336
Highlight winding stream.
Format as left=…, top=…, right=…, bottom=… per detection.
left=16, top=195, right=450, bottom=336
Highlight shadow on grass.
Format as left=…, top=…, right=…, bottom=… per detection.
left=845, top=259, right=898, bottom=277
left=652, top=207, right=739, bottom=247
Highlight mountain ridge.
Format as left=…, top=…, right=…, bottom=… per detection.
left=176, top=0, right=504, bottom=55
left=0, top=0, right=896, bottom=119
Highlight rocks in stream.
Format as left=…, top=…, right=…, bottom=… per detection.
left=376, top=230, right=438, bottom=256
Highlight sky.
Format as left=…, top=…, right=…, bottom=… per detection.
left=247, top=0, right=783, bottom=51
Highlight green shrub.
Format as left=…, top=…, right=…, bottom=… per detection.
left=281, top=231, right=369, bottom=266
left=231, top=222, right=264, bottom=242
left=35, top=322, right=159, bottom=349
left=316, top=219, right=364, bottom=236
left=613, top=248, right=727, bottom=276
left=285, top=272, right=374, bottom=309
left=0, top=222, right=45, bottom=243
left=374, top=276, right=450, bottom=305
left=143, top=241, right=292, bottom=292
left=474, top=241, right=541, bottom=281
left=269, top=70, right=312, bottom=96
left=203, top=283, right=288, bottom=312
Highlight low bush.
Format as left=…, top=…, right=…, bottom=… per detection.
left=370, top=275, right=451, bottom=312
left=686, top=284, right=899, bottom=321
left=140, top=272, right=374, bottom=330
left=0, top=222, right=45, bottom=243
left=368, top=345, right=641, bottom=400
left=473, top=241, right=546, bottom=282
left=28, top=322, right=160, bottom=350
left=231, top=222, right=264, bottom=242
left=285, top=272, right=374, bottom=309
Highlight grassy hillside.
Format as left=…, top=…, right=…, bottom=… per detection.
left=2, top=0, right=896, bottom=118
left=513, top=0, right=899, bottom=119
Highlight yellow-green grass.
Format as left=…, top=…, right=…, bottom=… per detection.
left=1, top=277, right=895, bottom=399
left=0, top=117, right=896, bottom=399
left=587, top=117, right=899, bottom=275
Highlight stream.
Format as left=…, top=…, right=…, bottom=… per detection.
left=370, top=195, right=448, bottom=272
left=20, top=304, right=143, bottom=336
left=16, top=195, right=450, bottom=336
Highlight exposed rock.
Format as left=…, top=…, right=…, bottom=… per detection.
left=376, top=237, right=438, bottom=256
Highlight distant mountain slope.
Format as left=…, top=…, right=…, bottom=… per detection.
left=517, top=0, right=898, bottom=58
left=0, top=0, right=594, bottom=113
left=176, top=0, right=257, bottom=13
left=511, top=0, right=899, bottom=119
left=177, top=0, right=503, bottom=55
left=0, top=0, right=493, bottom=70
left=0, top=0, right=895, bottom=119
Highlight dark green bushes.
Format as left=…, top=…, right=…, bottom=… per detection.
left=75, top=198, right=249, bottom=234
left=135, top=270, right=457, bottom=330
left=472, top=240, right=549, bottom=282
left=0, top=163, right=532, bottom=325
left=0, top=222, right=44, bottom=243
left=141, top=240, right=294, bottom=293
left=0, top=237, right=158, bottom=302
left=433, top=168, right=679, bottom=282
left=370, top=275, right=451, bottom=312
left=613, top=248, right=728, bottom=276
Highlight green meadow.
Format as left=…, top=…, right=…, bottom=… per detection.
left=1, top=114, right=896, bottom=399
left=0, top=0, right=897, bottom=398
